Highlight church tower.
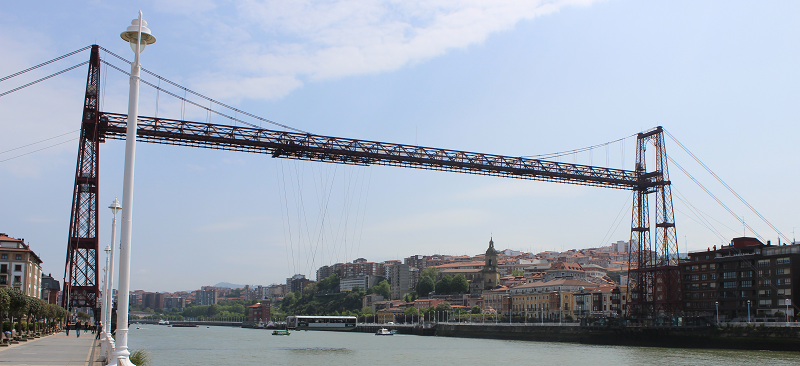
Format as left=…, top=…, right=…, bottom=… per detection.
left=481, top=238, right=500, bottom=290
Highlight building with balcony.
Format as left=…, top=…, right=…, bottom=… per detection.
left=682, top=237, right=800, bottom=321
left=0, top=233, right=43, bottom=298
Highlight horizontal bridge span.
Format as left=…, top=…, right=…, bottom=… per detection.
left=99, top=112, right=646, bottom=190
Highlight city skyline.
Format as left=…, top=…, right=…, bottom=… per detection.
left=1, top=1, right=798, bottom=292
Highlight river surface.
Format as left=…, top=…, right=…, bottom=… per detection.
left=126, top=325, right=800, bottom=365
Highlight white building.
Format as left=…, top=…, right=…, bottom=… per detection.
left=0, top=233, right=43, bottom=299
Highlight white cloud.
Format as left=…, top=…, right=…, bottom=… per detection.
left=189, top=0, right=600, bottom=99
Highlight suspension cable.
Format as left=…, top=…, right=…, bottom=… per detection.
left=664, top=129, right=790, bottom=243
left=0, top=46, right=91, bottom=83
left=668, top=156, right=765, bottom=242
left=522, top=134, right=636, bottom=160
left=97, top=46, right=307, bottom=134
left=0, top=61, right=89, bottom=98
left=0, top=130, right=79, bottom=155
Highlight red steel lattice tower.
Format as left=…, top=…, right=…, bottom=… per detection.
left=62, top=45, right=101, bottom=311
left=627, top=126, right=682, bottom=320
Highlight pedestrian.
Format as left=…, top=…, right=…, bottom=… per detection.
left=76, top=320, right=81, bottom=338
left=65, top=322, right=70, bottom=336
left=95, top=321, right=102, bottom=340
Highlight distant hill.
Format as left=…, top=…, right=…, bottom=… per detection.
left=214, top=282, right=246, bottom=289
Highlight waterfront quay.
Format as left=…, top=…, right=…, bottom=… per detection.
left=0, top=331, right=100, bottom=365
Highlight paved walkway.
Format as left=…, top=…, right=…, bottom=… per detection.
left=0, top=331, right=100, bottom=366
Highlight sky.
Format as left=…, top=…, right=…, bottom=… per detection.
left=1, top=0, right=798, bottom=293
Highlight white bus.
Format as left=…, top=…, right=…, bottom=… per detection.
left=285, top=315, right=357, bottom=331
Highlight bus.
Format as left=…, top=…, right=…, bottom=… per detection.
left=285, top=315, right=357, bottom=331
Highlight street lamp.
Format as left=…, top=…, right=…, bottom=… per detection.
left=747, top=299, right=751, bottom=323
left=99, top=245, right=110, bottom=359
left=715, top=301, right=719, bottom=325
left=110, top=11, right=155, bottom=366
left=105, top=199, right=121, bottom=339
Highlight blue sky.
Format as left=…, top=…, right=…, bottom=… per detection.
left=1, top=1, right=798, bottom=292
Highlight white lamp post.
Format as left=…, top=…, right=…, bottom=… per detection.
left=110, top=11, right=155, bottom=366
left=99, top=246, right=111, bottom=357
left=747, top=299, right=751, bottom=323
left=106, top=198, right=122, bottom=337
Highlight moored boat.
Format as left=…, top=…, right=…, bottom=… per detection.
left=272, top=330, right=291, bottom=336
left=375, top=328, right=393, bottom=336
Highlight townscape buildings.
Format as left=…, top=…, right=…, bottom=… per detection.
left=2, top=228, right=797, bottom=324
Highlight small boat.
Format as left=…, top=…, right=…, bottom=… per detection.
left=272, top=330, right=291, bottom=336
left=375, top=328, right=393, bottom=336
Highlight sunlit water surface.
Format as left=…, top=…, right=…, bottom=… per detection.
left=126, top=325, right=800, bottom=365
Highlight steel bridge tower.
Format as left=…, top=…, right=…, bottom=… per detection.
left=627, top=127, right=682, bottom=321
left=62, top=45, right=101, bottom=311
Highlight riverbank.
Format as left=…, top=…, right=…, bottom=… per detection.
left=435, top=323, right=800, bottom=351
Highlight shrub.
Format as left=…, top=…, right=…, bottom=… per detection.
left=129, top=349, right=151, bottom=366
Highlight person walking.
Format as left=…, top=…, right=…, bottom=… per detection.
left=65, top=322, right=70, bottom=336
left=75, top=321, right=81, bottom=338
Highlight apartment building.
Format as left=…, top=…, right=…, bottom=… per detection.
left=0, top=233, right=43, bottom=298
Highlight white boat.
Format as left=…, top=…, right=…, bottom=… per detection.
left=375, top=328, right=393, bottom=336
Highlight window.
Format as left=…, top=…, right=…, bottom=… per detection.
left=759, top=289, right=771, bottom=297
left=14, top=264, right=22, bottom=272
left=779, top=299, right=792, bottom=306
left=710, top=273, right=716, bottom=280
left=701, top=274, right=707, bottom=280
left=741, top=271, right=752, bottom=278
left=0, top=275, right=6, bottom=284
left=740, top=281, right=752, bottom=288
left=13, top=275, right=21, bottom=284
left=777, top=257, right=790, bottom=265
left=777, top=268, right=791, bottom=275
left=724, top=281, right=736, bottom=288
left=15, top=254, right=22, bottom=260
left=759, top=279, right=772, bottom=286
left=778, top=278, right=791, bottom=285
left=0, top=264, right=6, bottom=273
left=759, top=299, right=772, bottom=307
left=701, top=264, right=707, bottom=270
left=691, top=265, right=699, bottom=271
left=758, top=259, right=771, bottom=267
left=709, top=264, right=716, bottom=270
left=691, top=275, right=699, bottom=281
left=1, top=254, right=7, bottom=259
left=723, top=272, right=737, bottom=279
left=778, top=289, right=792, bottom=296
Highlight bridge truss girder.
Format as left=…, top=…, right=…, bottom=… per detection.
left=62, top=49, right=681, bottom=320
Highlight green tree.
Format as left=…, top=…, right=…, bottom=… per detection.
left=416, top=276, right=435, bottom=297
left=360, top=306, right=374, bottom=315
left=316, top=273, right=340, bottom=293
left=370, top=280, right=391, bottom=299
left=8, top=288, right=28, bottom=334
left=404, top=306, right=419, bottom=315
left=420, top=267, right=439, bottom=280
left=207, top=304, right=219, bottom=317
left=77, top=311, right=91, bottom=321
left=435, top=302, right=451, bottom=312
left=451, top=273, right=469, bottom=294
left=471, top=305, right=481, bottom=314
left=0, top=288, right=9, bottom=336
left=435, top=275, right=452, bottom=294
left=511, top=269, right=524, bottom=276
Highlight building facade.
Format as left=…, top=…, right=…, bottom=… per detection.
left=0, top=233, right=43, bottom=298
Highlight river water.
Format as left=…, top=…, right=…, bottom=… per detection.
left=126, top=325, right=800, bottom=365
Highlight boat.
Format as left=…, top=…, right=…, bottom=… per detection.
left=375, top=328, right=393, bottom=336
left=272, top=330, right=291, bottom=336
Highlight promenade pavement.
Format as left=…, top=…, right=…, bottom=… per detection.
left=0, top=331, right=101, bottom=366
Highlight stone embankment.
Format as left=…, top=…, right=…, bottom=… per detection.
left=436, top=323, right=800, bottom=351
